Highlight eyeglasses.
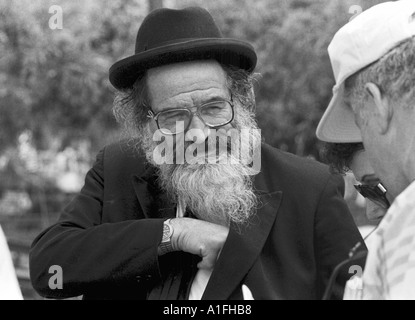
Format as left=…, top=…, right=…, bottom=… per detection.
left=354, top=182, right=391, bottom=209
left=147, top=98, right=234, bottom=135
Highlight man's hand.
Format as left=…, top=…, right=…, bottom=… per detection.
left=169, top=217, right=229, bottom=269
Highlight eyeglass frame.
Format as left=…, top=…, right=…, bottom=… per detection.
left=354, top=182, right=391, bottom=209
left=146, top=95, right=235, bottom=135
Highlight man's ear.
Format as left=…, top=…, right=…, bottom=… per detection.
left=365, top=82, right=392, bottom=135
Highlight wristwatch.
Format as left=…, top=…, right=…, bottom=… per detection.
left=158, top=219, right=174, bottom=255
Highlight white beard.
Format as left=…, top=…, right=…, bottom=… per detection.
left=139, top=106, right=261, bottom=226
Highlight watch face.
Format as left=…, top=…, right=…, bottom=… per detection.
left=162, top=223, right=172, bottom=242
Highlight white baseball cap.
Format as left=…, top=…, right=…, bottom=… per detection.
left=316, top=0, right=415, bottom=143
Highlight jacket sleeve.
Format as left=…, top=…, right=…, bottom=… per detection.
left=29, top=148, right=164, bottom=299
left=314, top=173, right=367, bottom=300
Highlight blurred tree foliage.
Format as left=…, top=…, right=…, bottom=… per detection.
left=0, top=0, right=388, bottom=158
left=0, top=0, right=147, bottom=154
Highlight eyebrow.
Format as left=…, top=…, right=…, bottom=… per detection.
left=196, top=94, right=231, bottom=105
left=162, top=95, right=230, bottom=111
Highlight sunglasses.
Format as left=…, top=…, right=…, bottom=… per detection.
left=354, top=182, right=391, bottom=209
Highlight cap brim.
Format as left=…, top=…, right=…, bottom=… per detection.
left=316, top=84, right=362, bottom=143
left=109, top=38, right=257, bottom=90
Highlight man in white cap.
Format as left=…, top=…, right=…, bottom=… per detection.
left=317, top=0, right=415, bottom=299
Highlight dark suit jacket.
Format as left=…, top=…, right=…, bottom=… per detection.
left=29, top=142, right=365, bottom=300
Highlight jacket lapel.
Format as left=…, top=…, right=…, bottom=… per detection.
left=132, top=165, right=171, bottom=219
left=201, top=173, right=283, bottom=300
left=132, top=175, right=153, bottom=219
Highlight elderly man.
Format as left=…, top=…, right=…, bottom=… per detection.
left=317, top=0, right=415, bottom=299
left=30, top=7, right=363, bottom=300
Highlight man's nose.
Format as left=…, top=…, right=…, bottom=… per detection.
left=185, top=115, right=211, bottom=143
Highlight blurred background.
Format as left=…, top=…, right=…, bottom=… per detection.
left=0, top=0, right=388, bottom=299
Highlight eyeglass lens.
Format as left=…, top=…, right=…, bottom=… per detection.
left=157, top=101, right=233, bottom=134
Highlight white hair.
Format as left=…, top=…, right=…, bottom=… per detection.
left=345, top=36, right=415, bottom=122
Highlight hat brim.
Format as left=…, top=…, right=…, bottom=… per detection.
left=109, top=38, right=257, bottom=90
left=316, top=84, right=363, bottom=143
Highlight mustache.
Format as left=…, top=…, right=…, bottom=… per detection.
left=174, top=136, right=232, bottom=157
left=155, top=128, right=260, bottom=166
left=153, top=130, right=240, bottom=165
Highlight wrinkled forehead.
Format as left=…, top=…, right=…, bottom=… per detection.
left=146, top=60, right=228, bottom=107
